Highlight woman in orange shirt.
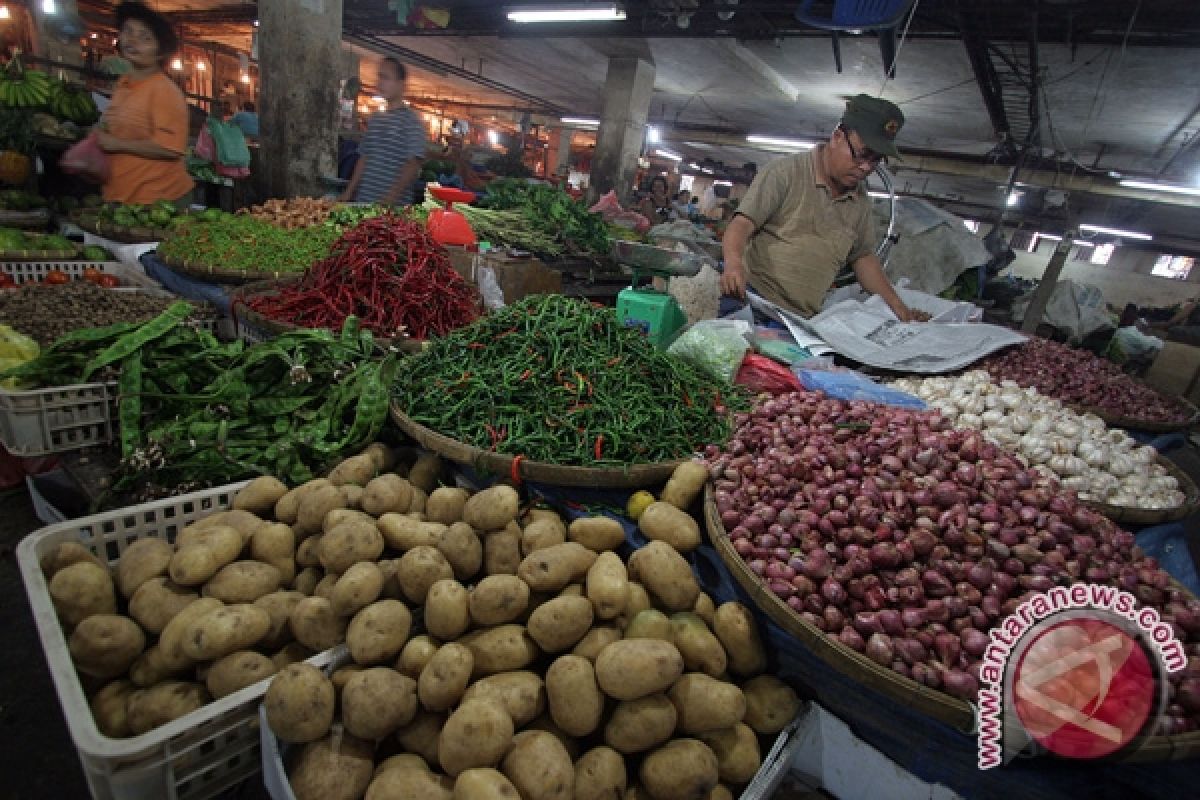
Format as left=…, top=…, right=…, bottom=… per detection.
left=97, top=3, right=193, bottom=206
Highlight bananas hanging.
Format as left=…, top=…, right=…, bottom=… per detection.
left=0, top=57, right=98, bottom=125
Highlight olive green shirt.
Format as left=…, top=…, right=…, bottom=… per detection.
left=736, top=147, right=876, bottom=317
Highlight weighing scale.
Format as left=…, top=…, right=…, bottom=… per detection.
left=611, top=239, right=710, bottom=348
left=426, top=186, right=477, bottom=247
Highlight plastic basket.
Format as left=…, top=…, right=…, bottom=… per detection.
left=16, top=482, right=340, bottom=800
left=0, top=380, right=117, bottom=456
left=1, top=260, right=126, bottom=283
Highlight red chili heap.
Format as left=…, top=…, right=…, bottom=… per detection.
left=705, top=390, right=1200, bottom=725
left=981, top=337, right=1191, bottom=424
left=246, top=214, right=480, bottom=340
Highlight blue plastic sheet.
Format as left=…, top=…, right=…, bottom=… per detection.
left=1136, top=521, right=1200, bottom=597
left=798, top=369, right=926, bottom=409
left=1127, top=429, right=1187, bottom=454
left=140, top=252, right=237, bottom=315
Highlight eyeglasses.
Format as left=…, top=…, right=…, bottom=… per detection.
left=839, top=126, right=886, bottom=167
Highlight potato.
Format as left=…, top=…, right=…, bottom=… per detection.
left=437, top=522, right=483, bottom=581
left=169, top=525, right=243, bottom=587
left=159, top=597, right=224, bottom=670
left=293, top=566, right=321, bottom=596
left=594, top=639, right=684, bottom=700
left=455, top=768, right=520, bottom=800
left=712, top=603, right=767, bottom=677
left=271, top=642, right=316, bottom=670
left=518, top=543, right=597, bottom=593
left=523, top=508, right=566, bottom=530
left=325, top=508, right=375, bottom=533
left=575, top=746, right=627, bottom=800
left=91, top=680, right=135, bottom=738
left=188, top=510, right=267, bottom=543
left=660, top=462, right=708, bottom=511
left=586, top=552, right=628, bottom=620
left=276, top=479, right=332, bottom=526
left=378, top=514, right=445, bottom=552
left=396, top=634, right=440, bottom=679
left=329, top=453, right=378, bottom=487
left=546, top=655, right=603, bottom=737
left=624, top=610, right=671, bottom=641
left=693, top=594, right=716, bottom=627
left=741, top=675, right=801, bottom=735
left=320, top=519, right=385, bottom=574
left=331, top=562, right=385, bottom=617
left=205, top=651, right=277, bottom=698
left=377, top=558, right=404, bottom=600
left=203, top=560, right=282, bottom=603
left=395, top=546, right=454, bottom=605
left=129, top=577, right=198, bottom=635
left=252, top=522, right=296, bottom=582
left=116, top=538, right=173, bottom=598
left=637, top=502, right=701, bottom=553
left=296, top=485, right=347, bottom=538
left=463, top=485, right=519, bottom=532
left=347, top=599, right=412, bottom=665
left=69, top=614, right=145, bottom=679
left=418, top=642, right=474, bottom=712
left=527, top=595, right=594, bottom=653
left=315, top=574, right=342, bottom=603
left=426, top=487, right=471, bottom=525
left=501, top=730, right=574, bottom=800
left=639, top=740, right=719, bottom=800
left=296, top=535, right=323, bottom=569
left=524, top=713, right=582, bottom=761
left=617, top=582, right=653, bottom=630
left=439, top=700, right=514, bottom=776
left=290, top=597, right=349, bottom=652
left=50, top=561, right=116, bottom=628
left=362, top=442, right=397, bottom=472
left=697, top=724, right=760, bottom=785
left=265, top=662, right=335, bottom=742
left=367, top=766, right=454, bottom=800
left=484, top=526, right=522, bottom=576
left=705, top=786, right=734, bottom=800
left=604, top=694, right=677, bottom=754
left=331, top=664, right=366, bottom=693
left=670, top=613, right=726, bottom=677
left=407, top=453, right=445, bottom=494
left=567, top=516, right=626, bottom=553
left=343, top=668, right=418, bottom=740
left=41, top=541, right=104, bottom=579
left=460, top=671, right=545, bottom=727
left=374, top=753, right=429, bottom=779
left=181, top=603, right=271, bottom=661
left=290, top=731, right=375, bottom=800
left=126, top=682, right=210, bottom=735
left=409, top=488, right=428, bottom=514
left=627, top=542, right=699, bottom=612
left=572, top=626, right=621, bottom=662
left=521, top=517, right=566, bottom=555
left=394, top=709, right=446, bottom=766
left=559, top=583, right=584, bottom=598
left=362, top=474, right=415, bottom=517
left=340, top=484, right=365, bottom=510
left=129, top=645, right=177, bottom=687
left=460, top=624, right=540, bottom=677
left=668, top=674, right=746, bottom=734
left=425, top=580, right=470, bottom=641
left=233, top=476, right=289, bottom=516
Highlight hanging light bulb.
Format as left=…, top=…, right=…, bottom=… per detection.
left=0, top=6, right=11, bottom=20
left=239, top=73, right=250, bottom=84
left=170, top=58, right=183, bottom=71
left=195, top=61, right=206, bottom=71
left=42, top=0, right=56, bottom=14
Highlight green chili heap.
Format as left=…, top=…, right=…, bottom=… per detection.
left=393, top=295, right=746, bottom=466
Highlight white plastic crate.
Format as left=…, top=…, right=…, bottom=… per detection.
left=0, top=380, right=117, bottom=456
left=16, top=482, right=340, bottom=800
left=1, top=259, right=162, bottom=289
left=259, top=646, right=805, bottom=800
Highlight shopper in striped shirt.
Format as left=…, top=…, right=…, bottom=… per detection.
left=340, top=58, right=426, bottom=206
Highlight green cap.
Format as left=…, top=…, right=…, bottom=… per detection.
left=840, top=94, right=905, bottom=159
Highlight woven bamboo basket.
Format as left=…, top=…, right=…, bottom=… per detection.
left=391, top=404, right=680, bottom=489
left=156, top=257, right=303, bottom=286
left=0, top=208, right=51, bottom=229
left=0, top=247, right=79, bottom=260
left=1070, top=396, right=1200, bottom=434
left=1082, top=456, right=1200, bottom=526
left=703, top=484, right=1200, bottom=761
left=75, top=215, right=170, bottom=244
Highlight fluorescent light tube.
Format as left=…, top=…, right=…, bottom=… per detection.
left=746, top=135, right=815, bottom=150
left=646, top=126, right=660, bottom=143
left=1073, top=240, right=1095, bottom=248
left=561, top=117, right=599, bottom=126
left=713, top=180, right=732, bottom=186
left=1036, top=233, right=1062, bottom=241
left=508, top=6, right=625, bottom=23
left=867, top=190, right=890, bottom=199
left=653, top=149, right=682, bottom=161
left=1119, top=179, right=1200, bottom=197
left=1078, top=224, right=1152, bottom=241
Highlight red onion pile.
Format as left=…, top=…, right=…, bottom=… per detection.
left=705, top=390, right=1200, bottom=732
left=980, top=338, right=1191, bottom=424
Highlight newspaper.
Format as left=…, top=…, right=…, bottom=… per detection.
left=749, top=290, right=1025, bottom=374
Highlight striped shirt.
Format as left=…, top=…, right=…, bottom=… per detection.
left=354, top=105, right=426, bottom=204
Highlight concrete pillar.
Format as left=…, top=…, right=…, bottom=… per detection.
left=31, top=0, right=84, bottom=68
left=588, top=56, right=655, bottom=206
left=550, top=127, right=573, bottom=177
left=256, top=0, right=343, bottom=199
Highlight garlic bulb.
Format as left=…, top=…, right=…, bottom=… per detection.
left=1132, top=445, right=1158, bottom=464
left=980, top=409, right=1007, bottom=427
left=1055, top=420, right=1082, bottom=440
left=1061, top=475, right=1090, bottom=493
left=1048, top=455, right=1087, bottom=477
left=1107, top=454, right=1136, bottom=477
left=1030, top=417, right=1055, bottom=436
left=958, top=412, right=983, bottom=429
left=1008, top=413, right=1033, bottom=434
left=1121, top=474, right=1150, bottom=492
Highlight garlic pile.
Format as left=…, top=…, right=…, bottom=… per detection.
left=892, top=370, right=1187, bottom=511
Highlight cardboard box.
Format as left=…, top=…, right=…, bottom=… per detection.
left=442, top=248, right=562, bottom=304
left=1145, top=340, right=1200, bottom=403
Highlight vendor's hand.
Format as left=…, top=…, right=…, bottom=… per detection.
left=720, top=262, right=747, bottom=300
left=896, top=306, right=931, bottom=323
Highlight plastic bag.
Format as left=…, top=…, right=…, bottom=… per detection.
left=735, top=353, right=802, bottom=394
left=477, top=265, right=506, bottom=310
left=1106, top=326, right=1163, bottom=364
left=667, top=319, right=751, bottom=382
left=588, top=190, right=622, bottom=216
left=0, top=325, right=40, bottom=388
left=59, top=131, right=110, bottom=184
left=797, top=369, right=926, bottom=409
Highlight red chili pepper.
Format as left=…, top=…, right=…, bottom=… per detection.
left=594, top=435, right=604, bottom=460
left=682, top=389, right=693, bottom=407
left=510, top=454, right=525, bottom=484
left=519, top=369, right=532, bottom=381
left=468, top=342, right=485, bottom=349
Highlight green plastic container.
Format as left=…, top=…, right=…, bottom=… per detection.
left=616, top=286, right=688, bottom=349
